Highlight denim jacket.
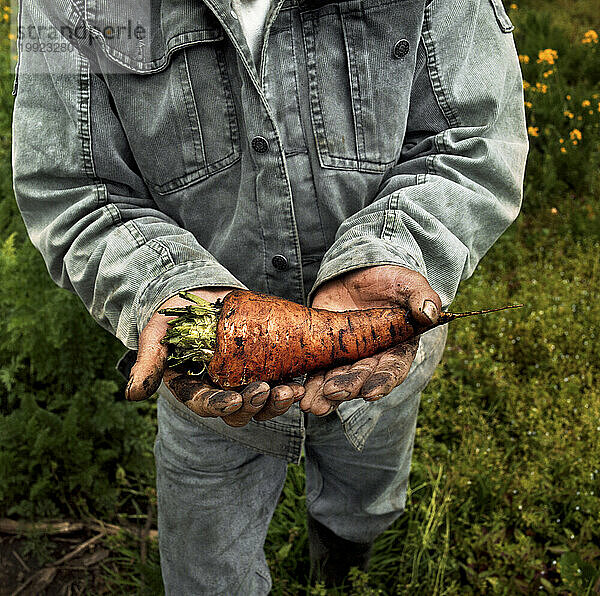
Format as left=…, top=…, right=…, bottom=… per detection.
left=12, top=0, right=527, bottom=460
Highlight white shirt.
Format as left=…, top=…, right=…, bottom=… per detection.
left=231, top=0, right=272, bottom=65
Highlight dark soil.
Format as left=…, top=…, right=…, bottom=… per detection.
left=0, top=530, right=109, bottom=596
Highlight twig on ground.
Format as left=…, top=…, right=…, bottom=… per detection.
left=51, top=533, right=105, bottom=567
left=12, top=549, right=30, bottom=572
left=89, top=517, right=158, bottom=542
left=10, top=533, right=105, bottom=596
left=78, top=548, right=109, bottom=567
left=10, top=566, right=57, bottom=596
left=0, top=517, right=157, bottom=542
left=0, top=519, right=84, bottom=535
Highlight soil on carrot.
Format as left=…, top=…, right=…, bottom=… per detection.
left=0, top=529, right=108, bottom=595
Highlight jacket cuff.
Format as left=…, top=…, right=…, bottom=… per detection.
left=307, top=236, right=426, bottom=306
left=134, top=260, right=247, bottom=341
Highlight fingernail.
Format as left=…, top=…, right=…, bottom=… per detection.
left=125, top=376, right=135, bottom=400
left=224, top=402, right=242, bottom=413
left=250, top=392, right=269, bottom=407
left=361, top=372, right=390, bottom=396
left=364, top=394, right=385, bottom=402
left=325, top=390, right=349, bottom=401
left=422, top=299, right=438, bottom=324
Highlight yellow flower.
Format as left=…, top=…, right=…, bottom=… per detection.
left=8, top=32, right=15, bottom=40
left=524, top=101, right=533, bottom=108
left=572, top=140, right=578, bottom=145
left=523, top=80, right=530, bottom=90
left=535, top=82, right=548, bottom=93
left=551, top=208, right=558, bottom=214
left=582, top=30, right=599, bottom=44
left=559, top=138, right=564, bottom=144
left=569, top=129, right=582, bottom=141
left=564, top=111, right=574, bottom=119
left=528, top=126, right=539, bottom=137
left=590, top=110, right=594, bottom=115
left=560, top=147, right=567, bottom=154
left=2, top=13, right=8, bottom=21
left=566, top=95, right=572, bottom=100
left=519, top=54, right=530, bottom=64
left=537, top=49, right=558, bottom=65
left=582, top=100, right=591, bottom=107
left=543, top=69, right=554, bottom=78
left=577, top=116, right=582, bottom=121
left=510, top=3, right=518, bottom=9
left=593, top=94, right=599, bottom=99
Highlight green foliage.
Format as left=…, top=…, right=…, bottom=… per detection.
left=0, top=235, right=157, bottom=519
left=266, top=464, right=310, bottom=594
left=558, top=551, right=600, bottom=595
left=0, top=235, right=122, bottom=401
left=398, top=231, right=600, bottom=594
left=101, top=532, right=164, bottom=595
left=511, top=3, right=600, bottom=214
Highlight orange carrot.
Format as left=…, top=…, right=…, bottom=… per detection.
left=160, top=290, right=522, bottom=389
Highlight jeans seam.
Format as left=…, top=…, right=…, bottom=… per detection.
left=305, top=450, right=324, bottom=509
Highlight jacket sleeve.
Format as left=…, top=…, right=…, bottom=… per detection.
left=307, top=0, right=528, bottom=307
left=12, top=0, right=247, bottom=350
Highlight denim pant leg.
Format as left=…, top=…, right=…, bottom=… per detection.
left=303, top=327, right=446, bottom=544
left=154, top=397, right=288, bottom=596
left=304, top=389, right=421, bottom=544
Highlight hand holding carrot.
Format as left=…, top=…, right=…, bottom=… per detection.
left=299, top=265, right=441, bottom=417
left=126, top=287, right=304, bottom=427
left=151, top=273, right=516, bottom=416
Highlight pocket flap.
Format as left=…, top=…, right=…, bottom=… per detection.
left=488, top=0, right=514, bottom=33
left=83, top=0, right=224, bottom=73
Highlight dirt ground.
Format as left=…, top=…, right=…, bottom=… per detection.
left=0, top=528, right=109, bottom=595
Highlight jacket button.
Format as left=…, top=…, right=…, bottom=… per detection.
left=251, top=136, right=269, bottom=153
left=393, top=39, right=410, bottom=59
left=271, top=255, right=289, bottom=271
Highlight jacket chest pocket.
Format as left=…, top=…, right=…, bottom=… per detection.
left=103, top=42, right=240, bottom=195
left=300, top=0, right=424, bottom=172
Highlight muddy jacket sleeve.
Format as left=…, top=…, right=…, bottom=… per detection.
left=12, top=0, right=247, bottom=350
left=307, top=0, right=529, bottom=307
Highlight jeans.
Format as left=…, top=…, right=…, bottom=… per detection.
left=153, top=329, right=446, bottom=595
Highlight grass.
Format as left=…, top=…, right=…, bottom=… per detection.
left=0, top=0, right=599, bottom=594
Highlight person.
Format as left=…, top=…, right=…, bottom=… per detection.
left=12, top=0, right=528, bottom=592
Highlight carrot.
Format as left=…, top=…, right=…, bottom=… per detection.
left=160, top=290, right=522, bottom=389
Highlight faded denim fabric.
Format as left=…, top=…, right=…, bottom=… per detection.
left=154, top=329, right=444, bottom=594
left=12, top=0, right=527, bottom=455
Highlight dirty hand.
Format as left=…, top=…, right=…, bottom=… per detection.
left=126, top=287, right=304, bottom=427
left=299, top=265, right=441, bottom=417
